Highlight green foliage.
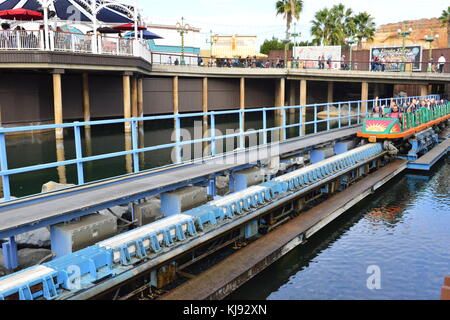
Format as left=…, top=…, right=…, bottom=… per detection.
left=310, top=3, right=376, bottom=47
left=276, top=0, right=304, bottom=40
left=439, top=6, right=450, bottom=26
left=260, top=37, right=286, bottom=55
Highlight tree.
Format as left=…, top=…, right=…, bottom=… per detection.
left=439, top=6, right=450, bottom=47
left=276, top=0, right=304, bottom=41
left=260, top=37, right=286, bottom=55
left=276, top=0, right=304, bottom=63
left=353, top=12, right=376, bottom=49
left=311, top=8, right=330, bottom=46
left=310, top=4, right=375, bottom=47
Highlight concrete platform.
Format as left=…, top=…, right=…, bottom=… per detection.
left=407, top=139, right=450, bottom=171
left=160, top=159, right=407, bottom=300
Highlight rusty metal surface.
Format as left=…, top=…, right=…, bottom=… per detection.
left=160, top=159, right=407, bottom=300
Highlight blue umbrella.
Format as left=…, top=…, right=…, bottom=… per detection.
left=125, top=30, right=163, bottom=40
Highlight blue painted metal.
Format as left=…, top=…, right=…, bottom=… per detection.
left=131, top=121, right=140, bottom=173
left=0, top=142, right=388, bottom=300
left=2, top=236, right=18, bottom=270
left=74, top=123, right=85, bottom=185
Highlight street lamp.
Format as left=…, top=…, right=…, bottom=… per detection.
left=424, top=31, right=439, bottom=72
left=290, top=23, right=301, bottom=68
left=346, top=37, right=356, bottom=70
left=397, top=23, right=413, bottom=72
left=176, top=17, right=190, bottom=66
left=206, top=30, right=217, bottom=56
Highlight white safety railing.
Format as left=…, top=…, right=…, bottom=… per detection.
left=0, top=29, right=152, bottom=64
left=53, top=31, right=93, bottom=53
left=0, top=30, right=44, bottom=51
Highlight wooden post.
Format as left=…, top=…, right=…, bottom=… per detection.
left=361, top=82, right=369, bottom=115
left=420, top=84, right=428, bottom=98
left=52, top=72, right=64, bottom=140
left=275, top=78, right=286, bottom=140
left=82, top=73, right=91, bottom=129
left=327, top=81, right=334, bottom=103
left=138, top=78, right=144, bottom=117
left=131, top=77, right=138, bottom=118
left=173, top=76, right=179, bottom=115
left=202, top=77, right=209, bottom=154
left=123, top=74, right=131, bottom=133
left=300, top=79, right=307, bottom=135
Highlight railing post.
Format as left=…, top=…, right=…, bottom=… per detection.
left=17, top=30, right=21, bottom=50
left=131, top=120, right=140, bottom=173
left=299, top=105, right=303, bottom=137
left=71, top=34, right=75, bottom=52
left=348, top=101, right=352, bottom=126
left=50, top=31, right=55, bottom=51
left=74, top=122, right=85, bottom=185
left=175, top=114, right=182, bottom=164
left=282, top=108, right=287, bottom=140
left=327, top=103, right=331, bottom=131
left=211, top=111, right=216, bottom=156
left=0, top=131, right=11, bottom=201
left=263, top=108, right=268, bottom=144
left=239, top=110, right=245, bottom=148
left=357, top=101, right=361, bottom=124
left=338, top=102, right=342, bottom=129
left=314, top=104, right=318, bottom=134
left=39, top=30, right=45, bottom=50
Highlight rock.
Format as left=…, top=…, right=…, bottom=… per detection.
left=18, top=248, right=53, bottom=269
left=98, top=205, right=129, bottom=220
left=0, top=248, right=53, bottom=274
left=42, top=181, right=75, bottom=193
left=0, top=248, right=6, bottom=276
left=15, top=228, right=51, bottom=248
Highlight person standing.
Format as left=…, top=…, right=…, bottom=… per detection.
left=438, top=54, right=446, bottom=73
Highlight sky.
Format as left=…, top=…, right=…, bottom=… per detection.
left=125, top=0, right=449, bottom=48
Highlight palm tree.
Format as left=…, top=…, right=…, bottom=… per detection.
left=439, top=6, right=450, bottom=47
left=353, top=12, right=376, bottom=49
left=276, top=0, right=304, bottom=65
left=311, top=8, right=330, bottom=46
left=276, top=0, right=304, bottom=41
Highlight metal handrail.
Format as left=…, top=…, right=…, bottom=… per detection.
left=0, top=94, right=440, bottom=202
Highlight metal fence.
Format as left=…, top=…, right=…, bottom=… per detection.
left=0, top=30, right=44, bottom=50
left=0, top=95, right=439, bottom=203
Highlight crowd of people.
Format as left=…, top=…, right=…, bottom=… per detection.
left=371, top=97, right=448, bottom=124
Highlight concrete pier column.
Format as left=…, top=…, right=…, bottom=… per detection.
left=240, top=77, right=245, bottom=110
left=361, top=82, right=369, bottom=115
left=123, top=73, right=132, bottom=133
left=327, top=81, right=334, bottom=103
left=300, top=79, right=307, bottom=135
left=52, top=70, right=64, bottom=140
left=373, top=83, right=380, bottom=98
left=138, top=78, right=144, bottom=118
left=82, top=73, right=91, bottom=129
left=275, top=78, right=286, bottom=141
left=202, top=77, right=209, bottom=154
left=420, top=84, right=428, bottom=97
left=56, top=139, right=67, bottom=184
left=173, top=76, right=179, bottom=115
left=125, top=132, right=133, bottom=174
left=131, top=77, right=138, bottom=118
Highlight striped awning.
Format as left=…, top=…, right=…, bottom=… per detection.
left=0, top=0, right=133, bottom=23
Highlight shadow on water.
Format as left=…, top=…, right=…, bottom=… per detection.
left=227, top=155, right=450, bottom=300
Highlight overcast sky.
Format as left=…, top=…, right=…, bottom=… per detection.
left=128, top=0, right=449, bottom=48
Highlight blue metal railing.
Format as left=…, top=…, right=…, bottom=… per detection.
left=0, top=94, right=439, bottom=202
